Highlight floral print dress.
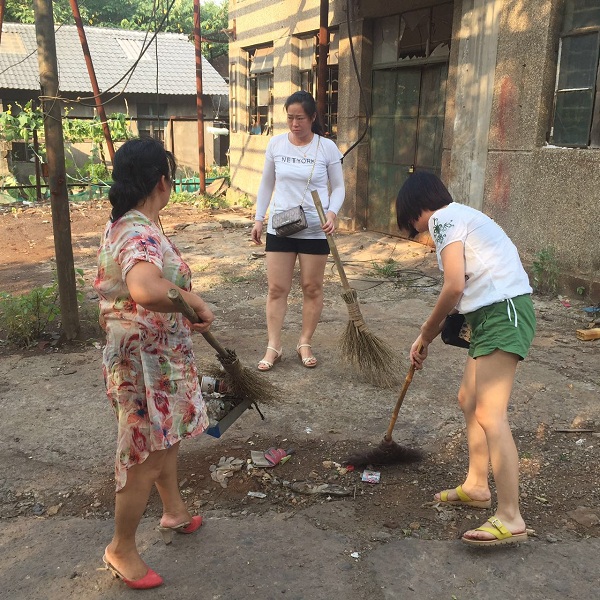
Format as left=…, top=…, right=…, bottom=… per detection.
left=94, top=210, right=208, bottom=491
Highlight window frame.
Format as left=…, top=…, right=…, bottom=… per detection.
left=550, top=2, right=600, bottom=148
left=296, top=30, right=339, bottom=138
left=137, top=102, right=168, bottom=141
left=247, top=45, right=274, bottom=135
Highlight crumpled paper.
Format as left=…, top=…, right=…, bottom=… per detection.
left=209, top=456, right=245, bottom=488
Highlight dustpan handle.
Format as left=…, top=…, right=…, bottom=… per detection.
left=384, top=344, right=422, bottom=442
left=167, top=288, right=229, bottom=358
left=311, top=190, right=352, bottom=292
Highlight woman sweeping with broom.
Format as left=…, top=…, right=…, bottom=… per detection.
left=396, top=171, right=536, bottom=547
left=95, top=138, right=214, bottom=588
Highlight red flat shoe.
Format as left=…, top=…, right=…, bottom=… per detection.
left=157, top=515, right=203, bottom=544
left=102, top=551, right=163, bottom=590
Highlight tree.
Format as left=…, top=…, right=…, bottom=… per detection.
left=4, top=0, right=229, bottom=58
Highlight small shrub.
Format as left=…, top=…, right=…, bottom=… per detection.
left=0, top=282, right=60, bottom=346
left=532, top=247, right=560, bottom=295
left=370, top=258, right=399, bottom=279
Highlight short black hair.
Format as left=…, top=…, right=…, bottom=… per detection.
left=395, top=171, right=453, bottom=237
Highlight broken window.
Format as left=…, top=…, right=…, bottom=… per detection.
left=295, top=31, right=339, bottom=138
left=372, top=3, right=453, bottom=65
left=551, top=0, right=600, bottom=147
left=247, top=46, right=274, bottom=135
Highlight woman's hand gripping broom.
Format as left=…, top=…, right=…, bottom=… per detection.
left=167, top=288, right=277, bottom=407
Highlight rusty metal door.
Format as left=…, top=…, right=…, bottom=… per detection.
left=367, top=62, right=448, bottom=234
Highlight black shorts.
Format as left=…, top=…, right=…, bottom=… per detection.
left=265, top=233, right=330, bottom=255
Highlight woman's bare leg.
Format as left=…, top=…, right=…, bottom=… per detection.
left=105, top=450, right=167, bottom=580
left=155, top=443, right=193, bottom=528
left=463, top=350, right=525, bottom=540
left=260, top=251, right=297, bottom=365
left=296, top=253, right=328, bottom=361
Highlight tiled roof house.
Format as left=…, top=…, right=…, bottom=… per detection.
left=0, top=22, right=229, bottom=171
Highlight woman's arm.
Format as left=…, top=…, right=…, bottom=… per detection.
left=410, top=241, right=465, bottom=367
left=125, top=261, right=214, bottom=332
left=326, top=160, right=345, bottom=215
left=252, top=152, right=276, bottom=244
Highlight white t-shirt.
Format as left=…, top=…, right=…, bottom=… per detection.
left=429, top=202, right=532, bottom=314
left=254, top=133, right=345, bottom=239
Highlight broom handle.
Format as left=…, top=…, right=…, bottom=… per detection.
left=310, top=190, right=353, bottom=293
left=166, top=288, right=229, bottom=358
left=384, top=343, right=423, bottom=442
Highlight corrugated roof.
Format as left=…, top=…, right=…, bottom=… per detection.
left=0, top=23, right=228, bottom=97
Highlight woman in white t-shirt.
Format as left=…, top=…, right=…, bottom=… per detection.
left=396, top=171, right=536, bottom=547
left=251, top=91, right=345, bottom=370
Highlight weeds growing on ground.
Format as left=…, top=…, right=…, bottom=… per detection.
left=532, top=247, right=560, bottom=295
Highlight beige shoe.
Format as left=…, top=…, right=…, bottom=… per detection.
left=296, top=343, right=317, bottom=368
left=257, top=346, right=282, bottom=371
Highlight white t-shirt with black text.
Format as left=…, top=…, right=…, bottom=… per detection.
left=255, top=133, right=345, bottom=239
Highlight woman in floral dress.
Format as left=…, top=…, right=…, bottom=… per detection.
left=94, top=138, right=214, bottom=589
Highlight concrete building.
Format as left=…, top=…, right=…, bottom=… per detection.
left=227, top=0, right=600, bottom=299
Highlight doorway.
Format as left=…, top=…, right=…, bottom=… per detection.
left=367, top=62, right=448, bottom=234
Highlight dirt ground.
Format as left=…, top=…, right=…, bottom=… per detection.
left=0, top=199, right=599, bottom=565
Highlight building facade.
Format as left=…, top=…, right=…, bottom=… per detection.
left=227, top=0, right=600, bottom=298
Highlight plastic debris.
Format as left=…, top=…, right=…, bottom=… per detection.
left=247, top=491, right=267, bottom=499
left=361, top=469, right=381, bottom=484
left=209, top=456, right=245, bottom=488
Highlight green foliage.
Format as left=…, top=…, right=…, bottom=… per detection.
left=370, top=258, right=399, bottom=279
left=532, top=247, right=560, bottom=295
left=577, top=286, right=585, bottom=296
left=0, top=268, right=89, bottom=347
left=0, top=282, right=60, bottom=347
left=0, top=101, right=44, bottom=144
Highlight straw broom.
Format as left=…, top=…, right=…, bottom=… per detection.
left=343, top=345, right=424, bottom=467
left=167, top=288, right=279, bottom=405
left=311, top=190, right=401, bottom=388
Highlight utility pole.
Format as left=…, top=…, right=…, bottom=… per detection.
left=193, top=0, right=206, bottom=193
left=33, top=0, right=80, bottom=340
left=69, top=0, right=115, bottom=161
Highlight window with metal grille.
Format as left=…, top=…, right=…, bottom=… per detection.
left=137, top=102, right=167, bottom=141
left=551, top=0, right=600, bottom=147
left=297, top=31, right=339, bottom=138
left=247, top=46, right=274, bottom=135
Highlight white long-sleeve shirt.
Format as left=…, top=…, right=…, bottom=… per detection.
left=254, top=133, right=345, bottom=239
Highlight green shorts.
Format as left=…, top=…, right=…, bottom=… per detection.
left=464, top=294, right=536, bottom=360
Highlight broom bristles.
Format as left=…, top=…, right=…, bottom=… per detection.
left=343, top=439, right=423, bottom=467
left=340, top=320, right=402, bottom=388
left=202, top=361, right=280, bottom=405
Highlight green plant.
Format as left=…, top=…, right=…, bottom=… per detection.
left=370, top=258, right=399, bottom=279
left=577, top=286, right=585, bottom=296
left=532, top=247, right=560, bottom=295
left=0, top=282, right=60, bottom=346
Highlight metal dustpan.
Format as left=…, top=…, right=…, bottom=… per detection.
left=205, top=397, right=255, bottom=438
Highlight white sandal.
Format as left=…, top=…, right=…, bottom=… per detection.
left=296, top=343, right=317, bottom=368
left=257, top=346, right=282, bottom=371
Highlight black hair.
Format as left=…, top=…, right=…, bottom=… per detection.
left=284, top=90, right=325, bottom=135
left=395, top=171, right=453, bottom=238
left=108, top=137, right=176, bottom=222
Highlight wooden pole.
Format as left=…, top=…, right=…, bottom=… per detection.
left=69, top=0, right=115, bottom=161
left=0, top=0, right=5, bottom=45
left=193, top=0, right=206, bottom=193
left=33, top=0, right=80, bottom=340
left=317, top=0, right=329, bottom=132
